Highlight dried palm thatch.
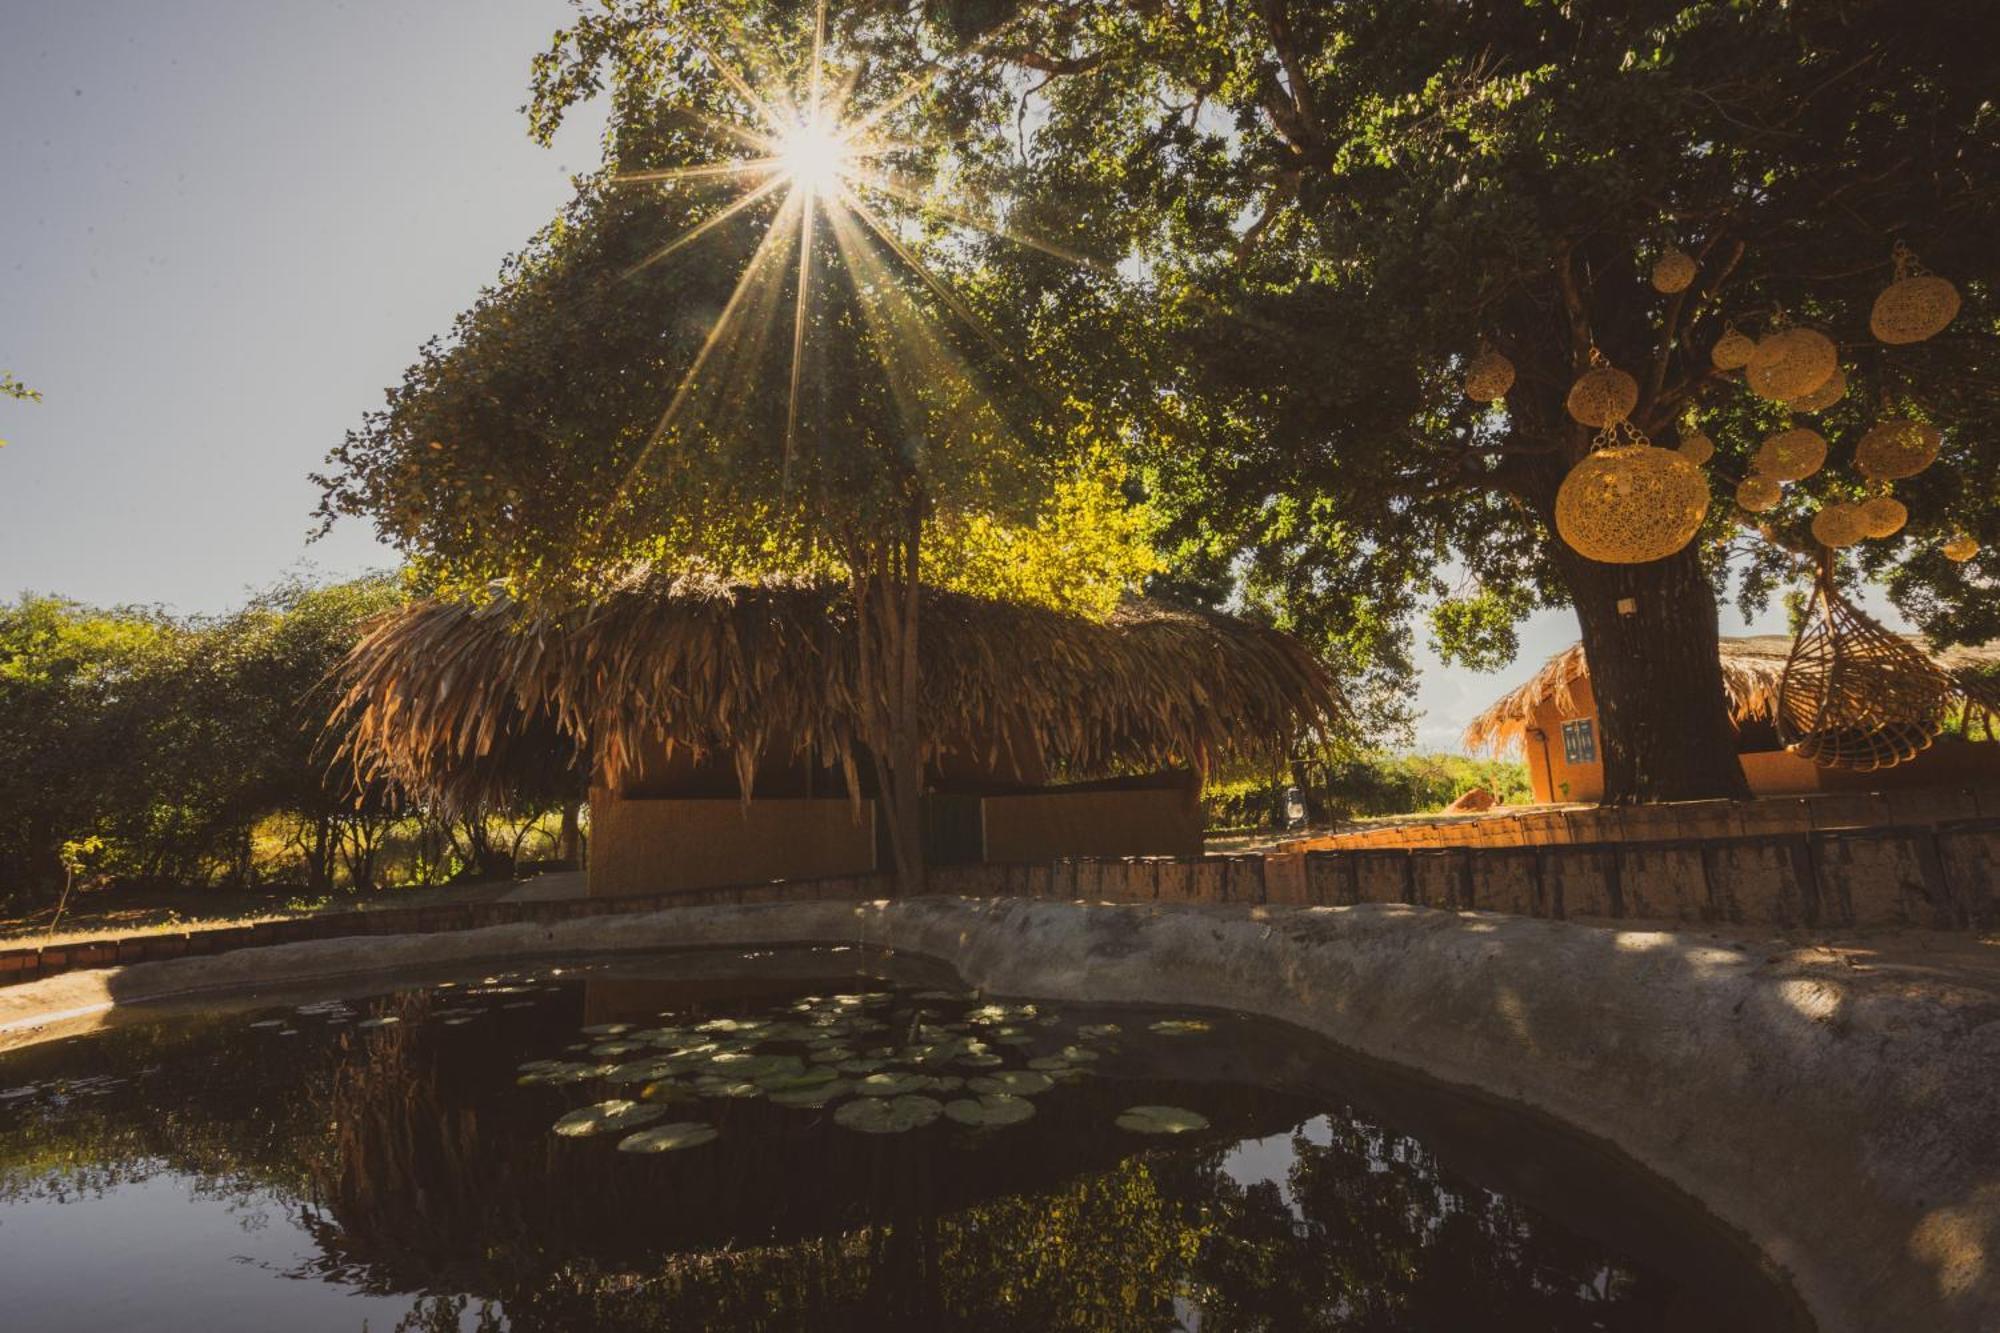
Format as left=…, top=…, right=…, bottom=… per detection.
left=336, top=573, right=1340, bottom=811
left=1464, top=632, right=2000, bottom=757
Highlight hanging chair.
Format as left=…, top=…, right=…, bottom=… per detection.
left=1775, top=568, right=1955, bottom=771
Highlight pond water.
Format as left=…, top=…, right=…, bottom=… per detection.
left=0, top=947, right=1804, bottom=1331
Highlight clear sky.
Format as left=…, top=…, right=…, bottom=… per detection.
left=0, top=1, right=1885, bottom=754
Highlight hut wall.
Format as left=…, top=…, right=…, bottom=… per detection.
left=1525, top=682, right=1605, bottom=803
left=587, top=790, right=877, bottom=899
left=981, top=785, right=1204, bottom=863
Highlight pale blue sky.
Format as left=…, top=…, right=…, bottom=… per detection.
left=0, top=2, right=1868, bottom=753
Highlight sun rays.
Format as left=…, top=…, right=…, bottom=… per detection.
left=611, top=1, right=1035, bottom=498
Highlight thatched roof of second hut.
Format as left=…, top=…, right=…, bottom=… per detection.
left=1463, top=634, right=2000, bottom=755
left=336, top=573, right=1340, bottom=809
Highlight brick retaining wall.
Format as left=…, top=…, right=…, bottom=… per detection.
left=5, top=818, right=1996, bottom=988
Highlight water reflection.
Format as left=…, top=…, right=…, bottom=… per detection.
left=0, top=949, right=1802, bottom=1331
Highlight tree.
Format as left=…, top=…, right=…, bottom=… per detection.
left=1, top=372, right=40, bottom=450
left=738, top=0, right=1997, bottom=802
left=316, top=8, right=1153, bottom=890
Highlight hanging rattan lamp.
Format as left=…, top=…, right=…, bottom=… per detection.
left=1753, top=427, right=1828, bottom=482
left=1944, top=535, right=1981, bottom=563
left=1776, top=570, right=1953, bottom=771
left=1677, top=430, right=1716, bottom=466
left=1736, top=475, right=1783, bottom=513
left=1854, top=418, right=1942, bottom=481
left=1788, top=365, right=1847, bottom=413
left=1746, top=327, right=1838, bottom=403
left=1565, top=353, right=1640, bottom=428
left=1554, top=432, right=1711, bottom=563
left=1463, top=346, right=1516, bottom=402
left=1811, top=502, right=1869, bottom=548
left=1870, top=243, right=1961, bottom=345
left=1711, top=322, right=1756, bottom=371
left=1651, top=246, right=1698, bottom=294
left=1858, top=495, right=1908, bottom=539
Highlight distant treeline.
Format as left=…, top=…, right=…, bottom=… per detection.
left=1205, top=750, right=1531, bottom=832
left=0, top=577, right=584, bottom=907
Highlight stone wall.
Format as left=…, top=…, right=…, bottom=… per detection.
left=6, top=816, right=1996, bottom=987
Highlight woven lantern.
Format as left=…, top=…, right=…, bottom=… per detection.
left=1710, top=323, right=1755, bottom=371
left=1746, top=328, right=1838, bottom=402
left=1651, top=246, right=1698, bottom=294
left=1859, top=495, right=1908, bottom=539
left=1788, top=365, right=1847, bottom=413
left=1854, top=418, right=1942, bottom=480
left=1944, top=535, right=1981, bottom=563
left=1811, top=502, right=1869, bottom=548
left=1753, top=427, right=1828, bottom=483
left=1463, top=347, right=1516, bottom=402
left=1554, top=444, right=1710, bottom=563
left=1565, top=360, right=1639, bottom=428
left=1735, top=475, right=1783, bottom=513
left=1677, top=431, right=1715, bottom=466
left=1870, top=243, right=1961, bottom=345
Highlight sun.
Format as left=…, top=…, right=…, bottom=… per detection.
left=777, top=115, right=851, bottom=195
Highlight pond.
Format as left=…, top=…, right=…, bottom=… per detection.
left=0, top=946, right=1805, bottom=1331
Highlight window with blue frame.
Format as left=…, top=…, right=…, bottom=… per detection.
left=1560, top=717, right=1597, bottom=765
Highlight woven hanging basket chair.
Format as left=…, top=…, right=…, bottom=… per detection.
left=1711, top=324, right=1756, bottom=371
left=1870, top=244, right=1961, bottom=345
left=1859, top=495, right=1908, bottom=539
left=1746, top=328, right=1838, bottom=403
left=1776, top=571, right=1953, bottom=771
left=1753, top=427, right=1828, bottom=483
left=1463, top=348, right=1516, bottom=402
left=1651, top=247, right=1698, bottom=294
left=1553, top=443, right=1710, bottom=563
left=1788, top=365, right=1847, bottom=413
left=1854, top=418, right=1942, bottom=481
left=1565, top=362, right=1640, bottom=428
left=1736, top=474, right=1783, bottom=513
left=1677, top=431, right=1715, bottom=466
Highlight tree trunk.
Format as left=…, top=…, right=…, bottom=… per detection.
left=849, top=503, right=928, bottom=895
left=1551, top=539, right=1750, bottom=803
left=556, top=799, right=584, bottom=868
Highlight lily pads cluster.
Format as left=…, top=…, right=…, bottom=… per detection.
left=517, top=988, right=1227, bottom=1152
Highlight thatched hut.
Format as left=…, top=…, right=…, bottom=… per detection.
left=1466, top=635, right=2000, bottom=802
left=337, top=573, right=1337, bottom=896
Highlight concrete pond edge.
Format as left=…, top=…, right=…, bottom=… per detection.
left=3, top=896, right=1996, bottom=1331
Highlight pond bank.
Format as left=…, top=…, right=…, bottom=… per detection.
left=3, top=896, right=1996, bottom=1331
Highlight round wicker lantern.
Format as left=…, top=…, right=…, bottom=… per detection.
left=1811, top=502, right=1869, bottom=548
left=1944, top=535, right=1981, bottom=563
left=1677, top=431, right=1715, bottom=466
left=1854, top=418, right=1942, bottom=480
left=1753, top=428, right=1829, bottom=483
left=1870, top=244, right=1961, bottom=345
left=1711, top=323, right=1755, bottom=371
left=1859, top=495, right=1908, bottom=539
left=1735, top=475, right=1783, bottom=513
left=1554, top=444, right=1710, bottom=563
left=1651, top=247, right=1698, bottom=294
left=1566, top=363, right=1640, bottom=428
left=1746, top=328, right=1838, bottom=403
left=1788, top=365, right=1847, bottom=413
left=1463, top=348, right=1516, bottom=402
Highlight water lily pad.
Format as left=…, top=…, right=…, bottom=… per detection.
left=944, top=1093, right=1036, bottom=1127
left=1115, top=1105, right=1209, bottom=1135
left=1148, top=1019, right=1211, bottom=1036
left=606, top=1058, right=682, bottom=1085
left=855, top=1071, right=931, bottom=1097
left=708, top=1051, right=802, bottom=1079
left=757, top=1067, right=839, bottom=1093
left=769, top=1079, right=852, bottom=1108
left=553, top=1100, right=665, bottom=1137
left=808, top=1046, right=854, bottom=1064
left=580, top=1023, right=631, bottom=1037
left=693, top=1078, right=763, bottom=1099
left=591, top=1040, right=647, bottom=1057
left=617, top=1122, right=718, bottom=1153
left=957, top=1052, right=1005, bottom=1068
left=925, top=1074, right=966, bottom=1093
left=967, top=1070, right=1054, bottom=1096
left=834, top=1094, right=943, bottom=1133
left=1076, top=1023, right=1122, bottom=1040
left=356, top=1016, right=400, bottom=1029
left=248, top=1019, right=284, bottom=1030
left=639, top=1080, right=700, bottom=1104
left=836, top=1057, right=888, bottom=1075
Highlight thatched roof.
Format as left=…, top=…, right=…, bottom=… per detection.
left=336, top=573, right=1339, bottom=809
left=1463, top=634, right=2000, bottom=755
